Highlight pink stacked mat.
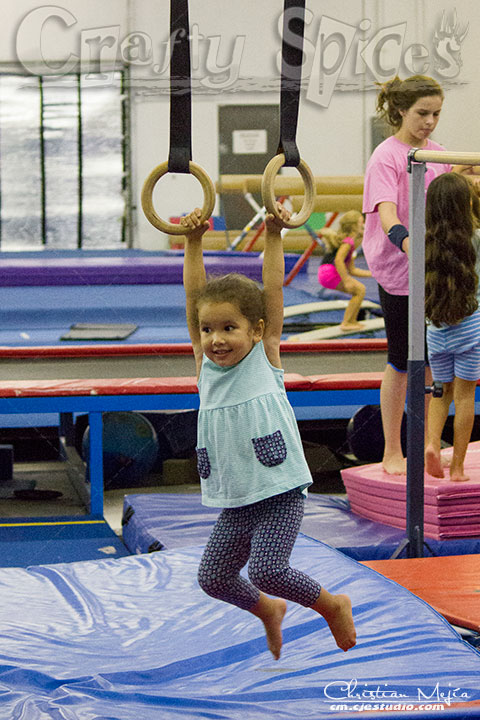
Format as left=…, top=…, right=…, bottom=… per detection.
left=341, top=441, right=480, bottom=540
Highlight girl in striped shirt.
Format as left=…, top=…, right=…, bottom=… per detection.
left=425, top=173, right=480, bottom=482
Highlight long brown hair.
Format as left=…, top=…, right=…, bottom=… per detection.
left=425, top=173, right=478, bottom=327
left=376, top=75, right=444, bottom=129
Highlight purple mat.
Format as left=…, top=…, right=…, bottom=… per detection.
left=0, top=253, right=304, bottom=286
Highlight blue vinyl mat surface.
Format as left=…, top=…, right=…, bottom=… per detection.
left=122, top=492, right=480, bottom=561
left=0, top=251, right=383, bottom=346
left=0, top=515, right=129, bottom=567
left=0, top=534, right=479, bottom=719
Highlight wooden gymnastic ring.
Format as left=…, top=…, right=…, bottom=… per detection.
left=261, top=153, right=315, bottom=228
left=141, top=160, right=216, bottom=235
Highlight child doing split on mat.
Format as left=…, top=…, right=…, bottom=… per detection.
left=424, top=173, right=480, bottom=483
left=181, top=204, right=356, bottom=661
left=317, top=210, right=372, bottom=331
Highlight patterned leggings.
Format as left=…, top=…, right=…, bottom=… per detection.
left=197, top=488, right=322, bottom=611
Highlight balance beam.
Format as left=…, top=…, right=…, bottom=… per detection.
left=291, top=194, right=363, bottom=213
left=216, top=175, right=364, bottom=196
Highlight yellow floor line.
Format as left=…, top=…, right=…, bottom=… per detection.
left=0, top=519, right=106, bottom=528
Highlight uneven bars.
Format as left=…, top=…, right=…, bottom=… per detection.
left=411, top=149, right=480, bottom=165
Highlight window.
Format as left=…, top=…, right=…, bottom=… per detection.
left=0, top=71, right=129, bottom=250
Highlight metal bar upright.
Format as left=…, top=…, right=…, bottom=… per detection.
left=406, top=157, right=427, bottom=558
left=88, top=412, right=104, bottom=517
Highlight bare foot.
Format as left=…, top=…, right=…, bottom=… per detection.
left=250, top=595, right=288, bottom=660
left=312, top=591, right=356, bottom=652
left=450, top=465, right=470, bottom=483
left=340, top=321, right=365, bottom=332
left=425, top=445, right=444, bottom=478
left=382, top=454, right=406, bottom=475
left=261, top=598, right=287, bottom=660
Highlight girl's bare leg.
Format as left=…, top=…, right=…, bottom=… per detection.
left=380, top=364, right=408, bottom=474
left=337, top=279, right=366, bottom=331
left=249, top=593, right=287, bottom=660
left=450, top=377, right=476, bottom=482
left=425, top=382, right=453, bottom=477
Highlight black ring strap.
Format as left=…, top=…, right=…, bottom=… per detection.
left=167, top=0, right=192, bottom=173
left=277, top=0, right=306, bottom=168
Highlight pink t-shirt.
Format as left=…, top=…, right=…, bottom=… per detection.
left=362, top=136, right=451, bottom=295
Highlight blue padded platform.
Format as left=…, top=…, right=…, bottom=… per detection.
left=1, top=534, right=479, bottom=719
left=122, top=493, right=480, bottom=560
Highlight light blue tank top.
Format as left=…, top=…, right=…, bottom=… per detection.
left=196, top=340, right=312, bottom=507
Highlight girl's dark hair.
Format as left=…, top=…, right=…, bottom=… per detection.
left=376, top=75, right=444, bottom=129
left=425, top=173, right=478, bottom=327
left=194, top=272, right=266, bottom=327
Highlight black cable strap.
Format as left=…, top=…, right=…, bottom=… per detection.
left=277, top=0, right=306, bottom=167
left=168, top=0, right=192, bottom=173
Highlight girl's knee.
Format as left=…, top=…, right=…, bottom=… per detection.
left=354, top=282, right=366, bottom=298
left=197, top=565, right=218, bottom=597
left=248, top=564, right=278, bottom=592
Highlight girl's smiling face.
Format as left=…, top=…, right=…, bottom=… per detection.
left=397, top=95, right=443, bottom=146
left=198, top=301, right=264, bottom=367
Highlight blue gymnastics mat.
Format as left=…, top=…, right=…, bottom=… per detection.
left=0, top=515, right=130, bottom=567
left=122, top=493, right=480, bottom=560
left=0, top=283, right=330, bottom=346
left=0, top=534, right=479, bottom=719
left=0, top=252, right=383, bottom=347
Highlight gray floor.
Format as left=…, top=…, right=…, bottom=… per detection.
left=1, top=460, right=201, bottom=537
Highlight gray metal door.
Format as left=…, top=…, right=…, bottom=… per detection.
left=218, top=104, right=280, bottom=230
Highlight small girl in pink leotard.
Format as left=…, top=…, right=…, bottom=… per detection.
left=317, top=210, right=372, bottom=331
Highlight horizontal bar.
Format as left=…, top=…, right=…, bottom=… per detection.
left=412, top=149, right=480, bottom=166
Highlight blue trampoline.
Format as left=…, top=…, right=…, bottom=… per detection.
left=1, top=534, right=479, bottom=719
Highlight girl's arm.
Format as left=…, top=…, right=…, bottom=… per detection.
left=262, top=204, right=290, bottom=368
left=378, top=201, right=409, bottom=255
left=349, top=263, right=372, bottom=278
left=181, top=209, right=210, bottom=376
left=347, top=248, right=372, bottom=278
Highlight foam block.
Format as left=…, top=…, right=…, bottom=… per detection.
left=341, top=441, right=480, bottom=540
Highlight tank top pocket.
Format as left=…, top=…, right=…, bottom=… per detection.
left=196, top=447, right=211, bottom=479
left=251, top=430, right=287, bottom=467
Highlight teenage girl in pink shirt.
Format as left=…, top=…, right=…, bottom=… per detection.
left=363, top=74, right=462, bottom=475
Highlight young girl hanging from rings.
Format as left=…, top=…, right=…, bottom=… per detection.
left=425, top=173, right=480, bottom=482
left=317, top=210, right=372, bottom=331
left=181, top=204, right=356, bottom=661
